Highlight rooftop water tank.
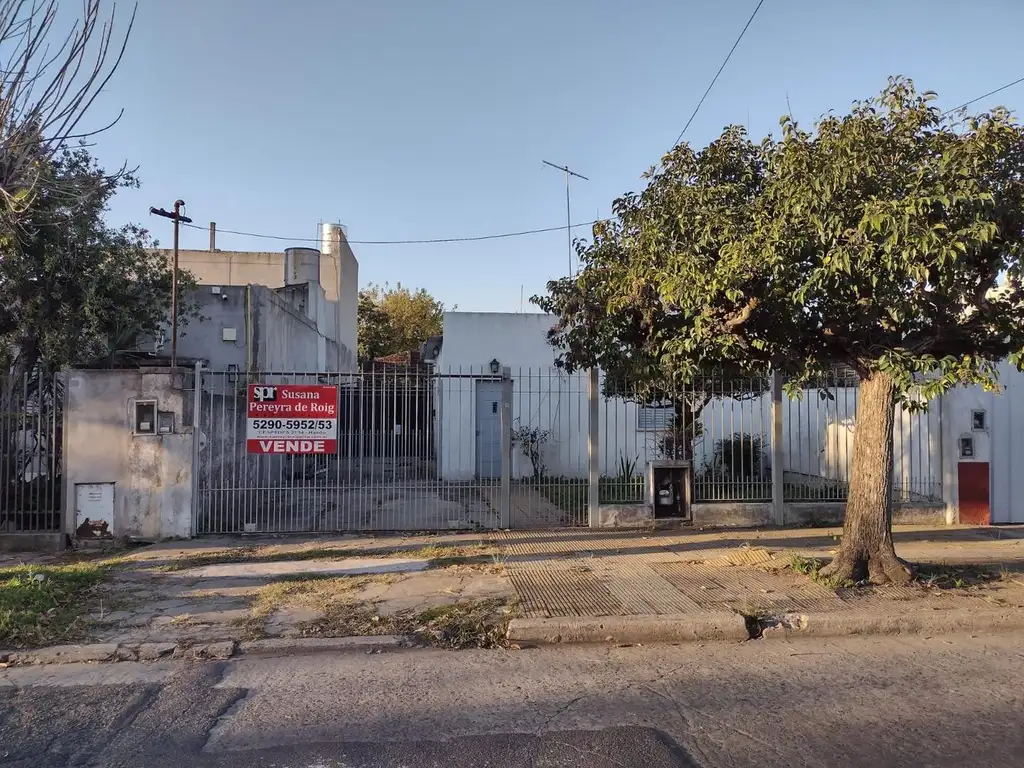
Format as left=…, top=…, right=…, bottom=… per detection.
left=284, top=247, right=321, bottom=287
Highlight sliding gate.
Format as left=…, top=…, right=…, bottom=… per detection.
left=193, top=368, right=503, bottom=533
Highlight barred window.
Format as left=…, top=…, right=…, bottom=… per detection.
left=637, top=404, right=674, bottom=431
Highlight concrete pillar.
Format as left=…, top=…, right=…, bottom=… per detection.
left=588, top=368, right=600, bottom=528
left=771, top=369, right=785, bottom=525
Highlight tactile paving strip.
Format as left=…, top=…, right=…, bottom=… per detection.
left=508, top=568, right=624, bottom=618
left=650, top=562, right=846, bottom=613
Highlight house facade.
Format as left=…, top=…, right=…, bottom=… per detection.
left=431, top=310, right=1024, bottom=525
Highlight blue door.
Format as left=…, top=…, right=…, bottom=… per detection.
left=476, top=381, right=503, bottom=479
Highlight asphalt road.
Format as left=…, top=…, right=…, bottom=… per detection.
left=2, top=632, right=1024, bottom=767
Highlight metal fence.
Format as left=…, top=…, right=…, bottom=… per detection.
left=195, top=366, right=505, bottom=533
left=0, top=371, right=64, bottom=533
left=780, top=371, right=942, bottom=503
left=597, top=368, right=942, bottom=507
left=192, top=364, right=942, bottom=535
left=504, top=367, right=590, bottom=527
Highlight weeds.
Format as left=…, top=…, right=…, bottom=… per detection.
left=0, top=562, right=112, bottom=648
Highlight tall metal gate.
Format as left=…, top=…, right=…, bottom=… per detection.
left=0, top=370, right=64, bottom=534
left=193, top=367, right=507, bottom=533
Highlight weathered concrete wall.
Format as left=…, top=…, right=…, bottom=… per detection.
left=168, top=249, right=286, bottom=290
left=168, top=286, right=249, bottom=370
left=597, top=504, right=653, bottom=528
left=157, top=247, right=358, bottom=375
left=64, top=368, right=195, bottom=540
left=252, top=285, right=320, bottom=373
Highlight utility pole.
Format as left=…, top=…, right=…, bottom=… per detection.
left=149, top=200, right=193, bottom=367
left=543, top=160, right=588, bottom=276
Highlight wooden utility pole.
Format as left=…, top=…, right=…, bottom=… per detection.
left=543, top=160, right=589, bottom=276
left=149, top=200, right=193, bottom=366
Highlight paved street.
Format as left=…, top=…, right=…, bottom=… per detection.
left=2, top=632, right=1024, bottom=767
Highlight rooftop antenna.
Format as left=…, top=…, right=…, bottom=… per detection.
left=543, top=160, right=589, bottom=276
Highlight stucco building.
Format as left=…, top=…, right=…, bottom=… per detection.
left=151, top=223, right=359, bottom=373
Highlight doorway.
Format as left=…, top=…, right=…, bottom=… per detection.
left=475, top=380, right=504, bottom=479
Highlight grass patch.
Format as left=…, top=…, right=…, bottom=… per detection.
left=0, top=562, right=113, bottom=648
left=787, top=555, right=856, bottom=589
left=151, top=542, right=498, bottom=572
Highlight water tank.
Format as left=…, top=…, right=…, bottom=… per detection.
left=320, top=222, right=346, bottom=256
left=284, top=247, right=321, bottom=286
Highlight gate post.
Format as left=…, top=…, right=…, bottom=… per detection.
left=190, top=361, right=203, bottom=536
left=499, top=367, right=512, bottom=528
left=771, top=369, right=785, bottom=525
left=588, top=368, right=600, bottom=528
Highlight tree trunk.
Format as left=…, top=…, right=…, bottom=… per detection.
left=818, top=370, right=913, bottom=585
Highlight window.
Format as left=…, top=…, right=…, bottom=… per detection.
left=959, top=435, right=975, bottom=459
left=637, top=404, right=675, bottom=431
left=971, top=409, right=987, bottom=432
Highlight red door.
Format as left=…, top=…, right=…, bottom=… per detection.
left=958, top=462, right=990, bottom=525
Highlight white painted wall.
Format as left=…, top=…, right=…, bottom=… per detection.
left=434, top=312, right=947, bottom=499
left=941, top=361, right=1024, bottom=524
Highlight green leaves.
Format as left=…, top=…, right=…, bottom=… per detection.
left=0, top=147, right=189, bottom=371
left=357, top=282, right=447, bottom=363
left=536, top=77, right=1024, bottom=400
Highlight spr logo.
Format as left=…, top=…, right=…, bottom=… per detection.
left=252, top=386, right=278, bottom=402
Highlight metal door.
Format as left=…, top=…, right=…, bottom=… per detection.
left=476, top=381, right=503, bottom=479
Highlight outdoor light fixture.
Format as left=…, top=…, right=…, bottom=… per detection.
left=489, top=358, right=500, bottom=375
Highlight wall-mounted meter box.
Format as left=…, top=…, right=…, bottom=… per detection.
left=646, top=460, right=692, bottom=520
left=157, top=411, right=175, bottom=434
left=134, top=400, right=157, bottom=435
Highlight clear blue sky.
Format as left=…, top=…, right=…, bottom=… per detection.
left=91, top=0, right=1024, bottom=312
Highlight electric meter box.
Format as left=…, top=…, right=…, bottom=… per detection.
left=646, top=460, right=692, bottom=520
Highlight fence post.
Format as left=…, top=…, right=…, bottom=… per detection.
left=190, top=362, right=203, bottom=537
left=588, top=368, right=600, bottom=528
left=771, top=369, right=785, bottom=525
left=499, top=367, right=512, bottom=528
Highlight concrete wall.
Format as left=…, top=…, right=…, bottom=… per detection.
left=64, top=368, right=195, bottom=540
left=171, top=286, right=249, bottom=370
left=320, top=226, right=359, bottom=371
left=160, top=237, right=359, bottom=374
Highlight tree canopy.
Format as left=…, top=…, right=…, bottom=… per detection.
left=0, top=147, right=192, bottom=375
left=537, top=78, right=1024, bottom=583
left=357, top=282, right=448, bottom=362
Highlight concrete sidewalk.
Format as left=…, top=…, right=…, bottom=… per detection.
left=499, top=525, right=1024, bottom=644
left=4, top=525, right=1023, bottom=662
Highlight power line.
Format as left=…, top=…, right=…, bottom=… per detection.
left=669, top=0, right=767, bottom=151
left=944, top=75, right=1024, bottom=115
left=180, top=219, right=602, bottom=246
left=174, top=73, right=1024, bottom=252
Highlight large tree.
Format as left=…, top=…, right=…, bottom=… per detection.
left=0, top=146, right=192, bottom=376
left=538, top=78, right=1024, bottom=584
left=357, top=282, right=447, bottom=362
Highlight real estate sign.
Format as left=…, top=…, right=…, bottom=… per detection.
left=246, top=384, right=338, bottom=454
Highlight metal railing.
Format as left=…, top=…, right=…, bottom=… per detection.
left=195, top=365, right=503, bottom=533
left=192, top=364, right=943, bottom=534
left=0, top=371, right=64, bottom=533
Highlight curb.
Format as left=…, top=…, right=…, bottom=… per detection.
left=758, top=608, right=1024, bottom=640
left=0, top=635, right=409, bottom=667
left=506, top=612, right=750, bottom=645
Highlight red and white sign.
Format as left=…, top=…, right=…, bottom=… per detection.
left=246, top=384, right=338, bottom=454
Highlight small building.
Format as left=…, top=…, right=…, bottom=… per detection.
left=152, top=223, right=358, bottom=373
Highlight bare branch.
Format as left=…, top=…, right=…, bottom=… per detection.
left=0, top=0, right=136, bottom=229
